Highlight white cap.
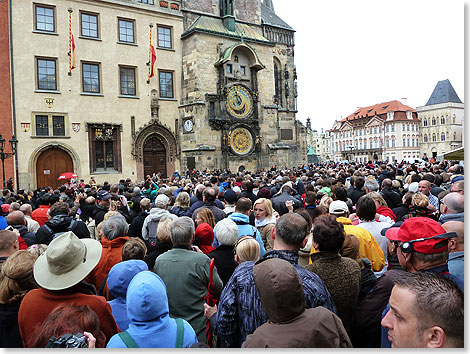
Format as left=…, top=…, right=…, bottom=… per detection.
left=329, top=200, right=349, bottom=215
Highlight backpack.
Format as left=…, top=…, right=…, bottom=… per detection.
left=43, top=219, right=78, bottom=242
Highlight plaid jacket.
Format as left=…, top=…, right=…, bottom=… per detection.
left=216, top=250, right=336, bottom=347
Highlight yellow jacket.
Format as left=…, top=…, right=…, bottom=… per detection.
left=309, top=217, right=385, bottom=272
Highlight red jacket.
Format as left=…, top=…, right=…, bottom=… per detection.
left=376, top=205, right=396, bottom=222
left=31, top=205, right=50, bottom=227
left=85, top=236, right=130, bottom=290
left=18, top=285, right=119, bottom=347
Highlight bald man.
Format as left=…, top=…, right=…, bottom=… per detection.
left=20, top=204, right=40, bottom=233
left=442, top=221, right=464, bottom=279
left=6, top=211, right=36, bottom=246
left=0, top=230, right=19, bottom=271
left=418, top=180, right=439, bottom=210
left=450, top=180, right=464, bottom=195
left=439, top=192, right=464, bottom=224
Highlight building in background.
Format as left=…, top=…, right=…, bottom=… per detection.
left=329, top=100, right=420, bottom=163
left=416, top=79, right=464, bottom=160
left=10, top=0, right=306, bottom=189
left=306, top=118, right=330, bottom=163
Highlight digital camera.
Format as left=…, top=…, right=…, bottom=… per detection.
left=46, top=333, right=88, bottom=348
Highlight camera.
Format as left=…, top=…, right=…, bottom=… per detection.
left=46, top=333, right=88, bottom=348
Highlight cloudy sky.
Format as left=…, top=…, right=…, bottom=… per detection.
left=273, top=0, right=465, bottom=131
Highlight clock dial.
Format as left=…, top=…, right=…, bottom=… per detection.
left=230, top=127, right=253, bottom=155
left=226, top=85, right=254, bottom=119
left=184, top=119, right=193, bottom=132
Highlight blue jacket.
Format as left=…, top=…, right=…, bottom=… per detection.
left=107, top=271, right=198, bottom=348
left=212, top=213, right=266, bottom=258
left=107, top=260, right=148, bottom=331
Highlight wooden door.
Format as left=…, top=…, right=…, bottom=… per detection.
left=36, top=148, right=73, bottom=188
left=143, top=136, right=167, bottom=178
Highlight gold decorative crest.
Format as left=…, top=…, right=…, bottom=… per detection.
left=21, top=122, right=31, bottom=132
left=45, top=98, right=54, bottom=108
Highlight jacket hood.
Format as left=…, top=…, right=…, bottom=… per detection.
left=148, top=208, right=172, bottom=221
left=108, top=260, right=148, bottom=299
left=45, top=214, right=72, bottom=229
left=336, top=216, right=352, bottom=225
left=12, top=224, right=29, bottom=236
left=253, top=257, right=305, bottom=324
left=228, top=213, right=249, bottom=223
left=195, top=223, right=214, bottom=246
left=101, top=236, right=130, bottom=248
left=376, top=205, right=396, bottom=221
left=127, top=271, right=169, bottom=322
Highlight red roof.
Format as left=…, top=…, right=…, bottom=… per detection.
left=342, top=100, right=416, bottom=122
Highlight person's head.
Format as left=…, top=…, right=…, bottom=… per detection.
left=294, top=208, right=312, bottom=233
left=223, top=189, right=237, bottom=205
left=417, top=180, right=431, bottom=196
left=440, top=192, right=464, bottom=215
left=319, top=194, right=333, bottom=211
left=274, top=213, right=308, bottom=250
left=391, top=179, right=401, bottom=190
left=170, top=216, right=195, bottom=246
left=214, top=218, right=238, bottom=246
left=331, top=186, right=348, bottom=202
left=140, top=198, right=151, bottom=211
left=48, top=201, right=70, bottom=217
left=442, top=221, right=464, bottom=253
left=356, top=195, right=376, bottom=222
left=6, top=210, right=26, bottom=226
left=305, top=191, right=316, bottom=206
left=367, top=191, right=387, bottom=208
left=235, top=197, right=252, bottom=216
left=155, top=217, right=174, bottom=244
left=20, top=203, right=33, bottom=216
left=9, top=202, right=20, bottom=213
left=154, top=194, right=170, bottom=209
left=381, top=178, right=393, bottom=190
left=354, top=176, right=365, bottom=190
left=328, top=200, right=349, bottom=218
left=402, top=191, right=414, bottom=206
left=108, top=259, right=148, bottom=301
left=340, top=233, right=360, bottom=260
left=364, top=179, right=379, bottom=193
left=381, top=272, right=463, bottom=348
left=234, top=236, right=260, bottom=263
left=195, top=223, right=214, bottom=247
left=253, top=198, right=273, bottom=220
left=121, top=237, right=147, bottom=261
left=202, top=187, right=217, bottom=204
left=312, top=215, right=345, bottom=253
left=384, top=218, right=450, bottom=272
left=0, top=230, right=19, bottom=257
left=411, top=192, right=429, bottom=208
left=27, top=244, right=48, bottom=258
left=195, top=208, right=215, bottom=228
left=29, top=304, right=102, bottom=348
left=174, top=192, right=190, bottom=209
left=101, top=214, right=128, bottom=240
left=0, top=250, right=38, bottom=304
left=449, top=180, right=464, bottom=195
left=96, top=190, right=111, bottom=207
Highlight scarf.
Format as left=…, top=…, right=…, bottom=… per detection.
left=255, top=215, right=277, bottom=228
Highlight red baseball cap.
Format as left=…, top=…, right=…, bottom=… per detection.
left=385, top=217, right=449, bottom=254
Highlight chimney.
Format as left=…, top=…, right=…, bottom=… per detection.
left=401, top=97, right=408, bottom=106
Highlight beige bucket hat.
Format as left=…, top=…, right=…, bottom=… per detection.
left=33, top=231, right=102, bottom=291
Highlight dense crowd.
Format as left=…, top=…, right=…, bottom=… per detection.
left=0, top=159, right=464, bottom=348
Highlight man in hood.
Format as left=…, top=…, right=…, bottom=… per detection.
left=141, top=194, right=177, bottom=242
left=107, top=271, right=197, bottom=348
left=242, top=258, right=351, bottom=348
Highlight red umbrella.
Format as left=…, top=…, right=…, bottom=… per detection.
left=204, top=258, right=217, bottom=346
left=57, top=172, right=78, bottom=180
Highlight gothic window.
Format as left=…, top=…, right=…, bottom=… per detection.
left=423, top=119, right=428, bottom=127
left=441, top=132, right=445, bottom=141
left=440, top=116, right=445, bottom=125
left=424, top=134, right=428, bottom=142
left=432, top=133, right=436, bottom=142
left=432, top=117, right=436, bottom=125
left=454, top=132, right=457, bottom=140
left=273, top=59, right=282, bottom=105
left=88, top=124, right=122, bottom=173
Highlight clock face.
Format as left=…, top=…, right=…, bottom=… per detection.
left=226, top=85, right=254, bottom=119
left=184, top=119, right=193, bottom=132
left=230, top=127, right=253, bottom=155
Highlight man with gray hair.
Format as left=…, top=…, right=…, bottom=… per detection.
left=20, top=203, right=40, bottom=233
left=438, top=192, right=464, bottom=224
left=141, top=194, right=177, bottom=246
left=154, top=216, right=223, bottom=343
left=442, top=221, right=464, bottom=279
left=364, top=178, right=379, bottom=193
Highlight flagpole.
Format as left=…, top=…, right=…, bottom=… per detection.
left=147, top=24, right=153, bottom=84
left=68, top=8, right=73, bottom=76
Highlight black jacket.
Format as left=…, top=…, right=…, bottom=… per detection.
left=208, top=245, right=237, bottom=286
left=11, top=225, right=35, bottom=246
left=145, top=242, right=173, bottom=270
left=380, top=188, right=402, bottom=209
left=35, top=214, right=90, bottom=244
left=271, top=191, right=303, bottom=216
left=92, top=204, right=108, bottom=225
left=347, top=187, right=364, bottom=206
left=0, top=301, right=23, bottom=348
left=128, top=210, right=149, bottom=240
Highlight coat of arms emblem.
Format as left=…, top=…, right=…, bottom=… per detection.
left=45, top=98, right=54, bottom=108
left=72, top=123, right=80, bottom=133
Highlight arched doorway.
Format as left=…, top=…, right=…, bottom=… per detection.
left=36, top=148, right=73, bottom=188
left=143, top=135, right=167, bottom=178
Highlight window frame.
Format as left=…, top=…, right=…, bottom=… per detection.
left=119, top=65, right=137, bottom=96
left=80, top=11, right=100, bottom=39
left=34, top=4, right=56, bottom=33
left=81, top=61, right=101, bottom=94
left=157, top=25, right=172, bottom=49
left=32, top=112, right=69, bottom=137
left=36, top=57, right=57, bottom=91
left=158, top=70, right=174, bottom=99
left=117, top=18, right=136, bottom=44
left=87, top=124, right=122, bottom=173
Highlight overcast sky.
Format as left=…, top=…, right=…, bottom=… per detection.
left=273, top=0, right=465, bottom=132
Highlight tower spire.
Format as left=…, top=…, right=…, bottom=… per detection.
left=263, top=0, right=275, bottom=12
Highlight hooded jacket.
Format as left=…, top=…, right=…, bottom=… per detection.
left=141, top=207, right=177, bottom=241
left=242, top=258, right=351, bottom=348
left=11, top=225, right=36, bottom=246
left=438, top=212, right=464, bottom=224
left=106, top=271, right=198, bottom=348
left=107, top=260, right=148, bottom=331
left=35, top=214, right=90, bottom=244
left=128, top=210, right=149, bottom=239
left=194, top=223, right=215, bottom=254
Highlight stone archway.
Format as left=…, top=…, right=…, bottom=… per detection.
left=133, top=119, right=178, bottom=180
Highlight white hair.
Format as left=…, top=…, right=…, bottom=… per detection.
left=214, top=218, right=239, bottom=246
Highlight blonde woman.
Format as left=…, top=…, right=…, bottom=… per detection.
left=319, top=194, right=333, bottom=211
left=170, top=192, right=190, bottom=217
left=234, top=236, right=260, bottom=264
left=367, top=191, right=396, bottom=222
left=404, top=192, right=437, bottom=220
left=195, top=208, right=216, bottom=228
left=253, top=198, right=276, bottom=251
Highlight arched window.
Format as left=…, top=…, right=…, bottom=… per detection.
left=454, top=132, right=457, bottom=140
left=432, top=117, right=436, bottom=125
left=441, top=132, right=445, bottom=141
left=441, top=116, right=445, bottom=124
left=423, top=119, right=428, bottom=127
left=432, top=133, right=437, bottom=142
left=424, top=134, right=428, bottom=142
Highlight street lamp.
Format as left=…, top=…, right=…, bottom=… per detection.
left=0, top=134, right=18, bottom=189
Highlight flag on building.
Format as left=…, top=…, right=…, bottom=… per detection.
left=71, top=34, right=76, bottom=70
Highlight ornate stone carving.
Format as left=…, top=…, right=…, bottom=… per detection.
left=132, top=119, right=178, bottom=162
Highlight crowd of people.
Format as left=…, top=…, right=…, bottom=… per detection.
left=0, top=159, right=464, bottom=348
